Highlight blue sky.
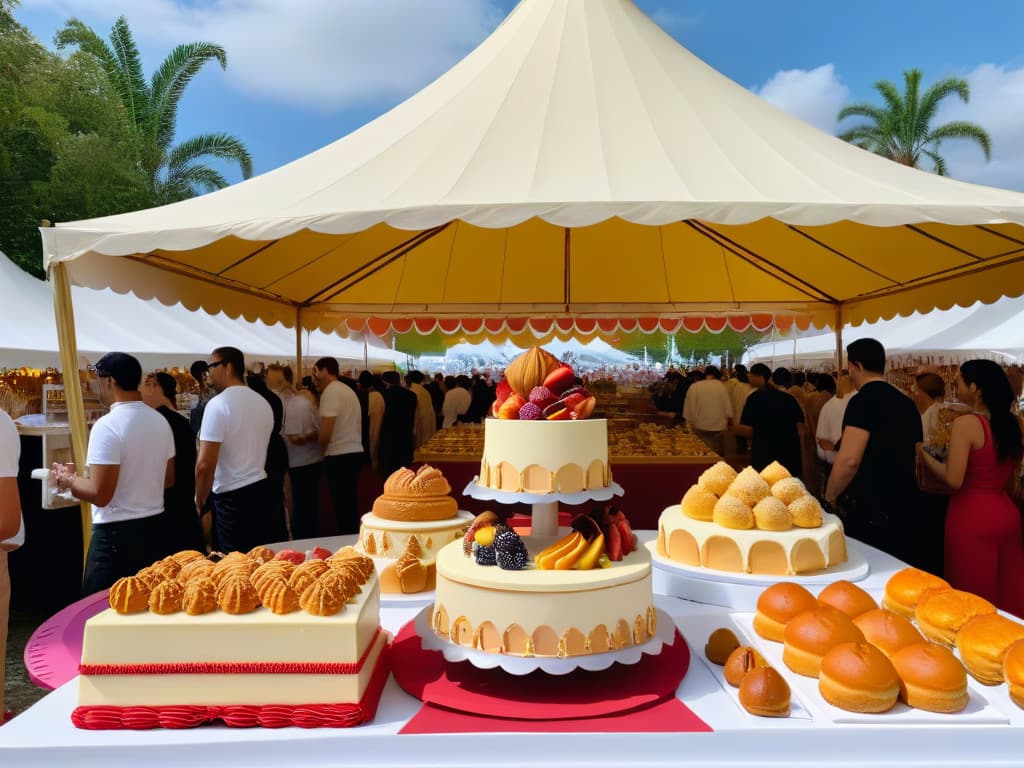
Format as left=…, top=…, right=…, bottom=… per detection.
left=15, top=0, right=1024, bottom=190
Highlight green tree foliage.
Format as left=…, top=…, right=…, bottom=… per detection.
left=837, top=69, right=991, bottom=175
left=56, top=16, right=253, bottom=202
left=0, top=17, right=149, bottom=275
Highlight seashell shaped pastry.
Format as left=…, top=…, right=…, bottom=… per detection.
left=148, top=579, right=185, bottom=615
left=259, top=578, right=300, bottom=615
left=217, top=574, right=260, bottom=615
left=177, top=557, right=215, bottom=584
left=212, top=558, right=259, bottom=587
left=251, top=560, right=294, bottom=591
left=328, top=553, right=374, bottom=584
left=109, top=576, right=151, bottom=614
left=287, top=559, right=331, bottom=594
left=327, top=545, right=363, bottom=562
left=318, top=569, right=358, bottom=602
left=168, top=549, right=206, bottom=565
left=134, top=566, right=165, bottom=590
left=299, top=578, right=345, bottom=616
left=246, top=545, right=276, bottom=564
left=182, top=576, right=217, bottom=615
left=383, top=465, right=452, bottom=497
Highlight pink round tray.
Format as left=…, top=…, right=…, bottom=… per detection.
left=24, top=590, right=109, bottom=690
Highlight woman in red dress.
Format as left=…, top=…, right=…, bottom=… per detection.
left=918, top=360, right=1024, bottom=615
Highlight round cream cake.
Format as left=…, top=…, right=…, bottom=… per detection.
left=431, top=536, right=655, bottom=657
left=657, top=505, right=847, bottom=575
left=478, top=419, right=612, bottom=494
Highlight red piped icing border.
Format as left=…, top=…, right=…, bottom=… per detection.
left=79, top=627, right=381, bottom=676
left=71, top=633, right=391, bottom=729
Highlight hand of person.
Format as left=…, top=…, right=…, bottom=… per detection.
left=287, top=434, right=304, bottom=445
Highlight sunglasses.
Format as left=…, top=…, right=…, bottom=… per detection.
left=207, top=360, right=227, bottom=370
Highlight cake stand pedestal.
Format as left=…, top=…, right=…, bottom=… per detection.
left=462, top=478, right=625, bottom=537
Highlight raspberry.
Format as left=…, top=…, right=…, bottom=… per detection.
left=528, top=386, right=556, bottom=408
left=473, top=543, right=497, bottom=566
left=496, top=547, right=528, bottom=570
left=492, top=529, right=524, bottom=554
left=518, top=402, right=542, bottom=420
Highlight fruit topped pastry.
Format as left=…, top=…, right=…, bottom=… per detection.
left=492, top=346, right=596, bottom=420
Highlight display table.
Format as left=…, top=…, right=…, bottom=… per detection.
left=5, top=533, right=1024, bottom=767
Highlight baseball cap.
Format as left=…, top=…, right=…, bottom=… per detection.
left=94, top=352, right=143, bottom=391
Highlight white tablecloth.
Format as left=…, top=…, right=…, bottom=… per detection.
left=2, top=534, right=1023, bottom=768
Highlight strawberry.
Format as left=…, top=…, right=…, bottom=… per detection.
left=518, top=401, right=542, bottom=420
left=562, top=392, right=587, bottom=412
left=494, top=380, right=513, bottom=406
left=542, top=365, right=576, bottom=395
left=497, top=393, right=526, bottom=419
left=616, top=519, right=634, bottom=555
left=528, top=385, right=557, bottom=409
left=606, top=521, right=623, bottom=561
left=273, top=549, right=305, bottom=565
left=310, top=546, right=332, bottom=560
left=573, top=396, right=597, bottom=420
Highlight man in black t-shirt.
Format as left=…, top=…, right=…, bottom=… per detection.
left=825, top=338, right=926, bottom=567
left=736, top=364, right=805, bottom=477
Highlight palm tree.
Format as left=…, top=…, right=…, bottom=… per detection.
left=837, top=68, right=991, bottom=175
left=55, top=16, right=252, bottom=202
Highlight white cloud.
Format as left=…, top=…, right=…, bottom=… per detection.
left=21, top=0, right=504, bottom=111
left=932, top=64, right=1024, bottom=191
left=753, top=64, right=849, bottom=135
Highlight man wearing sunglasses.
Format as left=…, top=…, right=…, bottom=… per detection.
left=195, top=347, right=274, bottom=552
left=52, top=352, right=175, bottom=594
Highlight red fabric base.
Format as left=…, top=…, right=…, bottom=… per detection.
left=390, top=617, right=691, bottom=720
left=71, top=635, right=391, bottom=730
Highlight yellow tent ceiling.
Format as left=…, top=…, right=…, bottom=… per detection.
left=41, top=0, right=1024, bottom=332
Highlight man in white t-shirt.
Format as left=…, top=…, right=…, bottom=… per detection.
left=1, top=407, right=24, bottom=720
left=682, top=366, right=734, bottom=456
left=196, top=346, right=274, bottom=553
left=52, top=353, right=175, bottom=594
left=441, top=375, right=472, bottom=428
left=313, top=357, right=363, bottom=534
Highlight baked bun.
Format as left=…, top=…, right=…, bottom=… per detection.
left=783, top=605, right=865, bottom=678
left=818, top=642, right=899, bottom=713
left=739, top=667, right=791, bottom=717
left=817, top=580, right=878, bottom=619
left=698, top=461, right=738, bottom=497
left=712, top=495, right=754, bottom=530
left=853, top=609, right=923, bottom=658
left=752, top=496, right=792, bottom=531
left=372, top=465, right=458, bottom=521
left=754, top=582, right=818, bottom=642
left=724, top=646, right=768, bottom=687
left=724, top=467, right=770, bottom=507
left=1002, top=638, right=1024, bottom=709
left=955, top=613, right=1024, bottom=685
left=705, top=627, right=741, bottom=665
left=681, top=485, right=718, bottom=522
left=770, top=477, right=806, bottom=506
left=759, top=461, right=791, bottom=487
left=914, top=588, right=996, bottom=647
left=882, top=567, right=950, bottom=618
left=788, top=495, right=823, bottom=528
left=891, top=642, right=968, bottom=713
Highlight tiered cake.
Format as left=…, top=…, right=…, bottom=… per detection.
left=361, top=465, right=474, bottom=593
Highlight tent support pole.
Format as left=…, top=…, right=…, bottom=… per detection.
left=294, top=306, right=303, bottom=379
left=834, top=304, right=844, bottom=372
left=50, top=258, right=92, bottom=566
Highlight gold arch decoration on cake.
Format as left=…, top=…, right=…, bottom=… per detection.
left=484, top=459, right=611, bottom=494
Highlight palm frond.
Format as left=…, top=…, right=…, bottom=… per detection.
left=54, top=19, right=123, bottom=97
left=916, top=76, right=971, bottom=133
left=921, top=148, right=948, bottom=176
left=161, top=163, right=230, bottom=200
left=107, top=16, right=149, bottom=128
left=166, top=132, right=253, bottom=179
left=149, top=42, right=228, bottom=153
left=873, top=79, right=904, bottom=117
left=836, top=102, right=888, bottom=124
left=924, top=121, right=993, bottom=160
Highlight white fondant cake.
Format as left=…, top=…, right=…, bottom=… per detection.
left=657, top=505, right=848, bottom=575
left=431, top=536, right=655, bottom=657
left=478, top=419, right=612, bottom=494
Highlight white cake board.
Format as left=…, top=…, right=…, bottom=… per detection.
left=646, top=534, right=871, bottom=611
left=462, top=478, right=624, bottom=537
left=412, top=603, right=676, bottom=676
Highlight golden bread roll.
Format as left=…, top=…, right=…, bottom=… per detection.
left=713, top=495, right=754, bottom=530
left=783, top=605, right=865, bottom=678
left=955, top=613, right=1024, bottom=685
left=697, top=461, right=737, bottom=497
left=853, top=609, right=923, bottom=658
left=1002, top=638, right=1024, bottom=709
left=788, top=495, right=823, bottom=528
left=754, top=582, right=819, bottom=642
left=882, top=567, right=950, bottom=618
left=108, top=576, right=151, bottom=614
left=752, top=496, right=792, bottom=531
left=705, top=627, right=741, bottom=665
left=681, top=485, right=718, bottom=522
left=739, top=667, right=791, bottom=717
left=759, top=461, right=792, bottom=487
left=818, top=642, right=899, bottom=713
left=723, top=646, right=768, bottom=687
left=891, top=642, right=968, bottom=713
left=724, top=467, right=770, bottom=507
left=770, top=477, right=806, bottom=506
left=817, top=580, right=878, bottom=619
left=914, top=588, right=996, bottom=647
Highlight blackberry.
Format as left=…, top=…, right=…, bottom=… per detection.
left=496, top=546, right=528, bottom=570
left=492, top=528, right=524, bottom=554
left=474, top=543, right=497, bottom=566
